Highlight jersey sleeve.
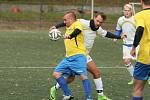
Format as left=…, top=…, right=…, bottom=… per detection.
left=74, top=21, right=83, bottom=31
left=97, top=27, right=107, bottom=37
left=116, top=18, right=122, bottom=30
left=114, top=18, right=122, bottom=36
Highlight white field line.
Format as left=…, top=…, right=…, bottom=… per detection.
left=0, top=30, right=38, bottom=33
left=0, top=67, right=126, bottom=69
left=15, top=30, right=37, bottom=33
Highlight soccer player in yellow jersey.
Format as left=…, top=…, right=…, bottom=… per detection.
left=130, top=0, right=150, bottom=100
left=52, top=11, right=92, bottom=100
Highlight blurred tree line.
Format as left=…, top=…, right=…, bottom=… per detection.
left=0, top=0, right=140, bottom=6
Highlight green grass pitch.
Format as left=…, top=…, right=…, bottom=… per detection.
left=0, top=30, right=150, bottom=100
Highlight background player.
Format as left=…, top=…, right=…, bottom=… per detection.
left=114, top=4, right=138, bottom=84
left=130, top=0, right=150, bottom=100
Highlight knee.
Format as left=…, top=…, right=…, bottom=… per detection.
left=52, top=72, right=61, bottom=78
left=91, top=68, right=101, bottom=78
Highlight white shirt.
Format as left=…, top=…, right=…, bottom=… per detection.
left=116, top=16, right=136, bottom=44
left=78, top=19, right=107, bottom=54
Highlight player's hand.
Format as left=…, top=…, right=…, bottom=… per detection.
left=49, top=26, right=56, bottom=31
left=130, top=47, right=136, bottom=57
left=63, top=34, right=71, bottom=39
left=112, top=39, right=117, bottom=42
left=121, top=33, right=127, bottom=39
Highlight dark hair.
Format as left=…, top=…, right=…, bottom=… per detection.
left=94, top=12, right=107, bottom=21
left=142, top=0, right=150, bottom=5
left=64, top=11, right=76, bottom=20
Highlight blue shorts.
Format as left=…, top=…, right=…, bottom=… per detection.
left=54, top=54, right=87, bottom=77
left=134, top=62, right=150, bottom=80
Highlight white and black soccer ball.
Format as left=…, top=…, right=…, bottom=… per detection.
left=48, top=29, right=61, bottom=41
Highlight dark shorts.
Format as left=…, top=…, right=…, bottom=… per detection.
left=134, top=62, right=150, bottom=80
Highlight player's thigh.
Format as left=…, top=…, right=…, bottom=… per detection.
left=87, top=61, right=100, bottom=74
left=69, top=54, right=88, bottom=76
left=54, top=58, right=69, bottom=73
left=134, top=62, right=150, bottom=81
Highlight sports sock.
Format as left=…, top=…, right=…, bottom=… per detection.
left=132, top=96, right=143, bottom=100
left=126, top=64, right=134, bottom=76
left=94, top=78, right=103, bottom=95
left=55, top=82, right=60, bottom=89
left=148, top=78, right=150, bottom=81
left=56, top=76, right=71, bottom=96
left=82, top=79, right=92, bottom=99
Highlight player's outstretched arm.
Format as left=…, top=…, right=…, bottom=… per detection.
left=64, top=28, right=81, bottom=39
left=97, top=27, right=122, bottom=39
left=49, top=22, right=66, bottom=30
left=111, top=29, right=122, bottom=41
left=105, top=31, right=122, bottom=39
left=114, top=29, right=122, bottom=36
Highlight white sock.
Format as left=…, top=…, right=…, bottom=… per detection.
left=94, top=78, right=103, bottom=95
left=55, top=83, right=60, bottom=89
left=126, top=64, right=134, bottom=77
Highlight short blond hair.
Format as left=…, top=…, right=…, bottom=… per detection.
left=64, top=11, right=76, bottom=20
left=124, top=4, right=133, bottom=11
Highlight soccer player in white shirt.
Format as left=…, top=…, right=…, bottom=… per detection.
left=50, top=12, right=125, bottom=100
left=114, top=4, right=138, bottom=84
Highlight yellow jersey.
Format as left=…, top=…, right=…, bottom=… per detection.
left=135, top=8, right=150, bottom=64
left=65, top=20, right=86, bottom=57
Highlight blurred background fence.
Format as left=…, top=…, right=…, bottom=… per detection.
left=0, top=0, right=140, bottom=30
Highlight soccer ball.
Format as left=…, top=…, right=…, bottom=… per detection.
left=48, top=29, right=61, bottom=41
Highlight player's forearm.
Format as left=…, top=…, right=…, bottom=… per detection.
left=105, top=31, right=121, bottom=39
left=69, top=28, right=81, bottom=39
left=133, top=26, right=144, bottom=48
left=55, top=22, right=66, bottom=28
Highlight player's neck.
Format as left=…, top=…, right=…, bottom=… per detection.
left=143, top=4, right=150, bottom=9
left=125, top=16, right=132, bottom=19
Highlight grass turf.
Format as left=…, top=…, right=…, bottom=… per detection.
left=0, top=30, right=150, bottom=100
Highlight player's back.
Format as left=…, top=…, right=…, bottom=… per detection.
left=65, top=20, right=86, bottom=57
left=136, top=9, right=150, bottom=40
left=135, top=9, right=150, bottom=64
left=78, top=19, right=97, bottom=54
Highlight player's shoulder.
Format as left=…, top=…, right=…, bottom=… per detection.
left=74, top=20, right=82, bottom=25
left=135, top=10, right=145, bottom=18
left=118, top=16, right=125, bottom=21
left=97, top=26, right=107, bottom=36
left=78, top=19, right=90, bottom=23
left=97, top=26, right=103, bottom=31
left=72, top=20, right=83, bottom=30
